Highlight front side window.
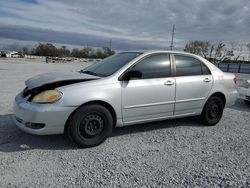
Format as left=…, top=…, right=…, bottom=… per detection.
left=130, top=54, right=171, bottom=79
left=201, top=62, right=211, bottom=75
left=175, top=55, right=203, bottom=76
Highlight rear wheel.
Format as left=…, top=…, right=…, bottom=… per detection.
left=244, top=100, right=250, bottom=105
left=200, top=96, right=224, bottom=126
left=67, top=104, right=113, bottom=147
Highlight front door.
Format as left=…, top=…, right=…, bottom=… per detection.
left=121, top=54, right=175, bottom=124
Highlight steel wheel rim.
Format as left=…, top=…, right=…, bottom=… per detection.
left=208, top=99, right=220, bottom=120
left=79, top=113, right=104, bottom=138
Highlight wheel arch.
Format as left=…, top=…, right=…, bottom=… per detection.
left=64, top=100, right=117, bottom=134
left=208, top=92, right=226, bottom=107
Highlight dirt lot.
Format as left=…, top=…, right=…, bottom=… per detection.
left=0, top=58, right=250, bottom=187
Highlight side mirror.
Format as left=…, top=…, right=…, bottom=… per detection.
left=121, top=70, right=142, bottom=81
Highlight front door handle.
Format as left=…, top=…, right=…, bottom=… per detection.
left=203, top=78, right=211, bottom=82
left=164, top=80, right=174, bottom=86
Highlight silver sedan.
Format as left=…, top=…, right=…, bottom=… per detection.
left=13, top=51, right=238, bottom=147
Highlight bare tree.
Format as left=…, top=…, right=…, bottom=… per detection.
left=184, top=40, right=210, bottom=58
left=211, top=42, right=233, bottom=63
left=230, top=41, right=243, bottom=61
left=22, top=47, right=29, bottom=55
left=184, top=40, right=233, bottom=63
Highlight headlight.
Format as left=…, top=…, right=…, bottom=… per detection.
left=31, top=90, right=62, bottom=103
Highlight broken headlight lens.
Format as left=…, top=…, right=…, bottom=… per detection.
left=31, top=90, right=62, bottom=103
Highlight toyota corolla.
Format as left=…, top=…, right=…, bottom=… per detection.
left=13, top=51, right=238, bottom=147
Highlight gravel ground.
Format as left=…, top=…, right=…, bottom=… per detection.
left=0, top=58, right=250, bottom=187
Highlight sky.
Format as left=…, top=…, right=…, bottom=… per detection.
left=0, top=0, right=249, bottom=51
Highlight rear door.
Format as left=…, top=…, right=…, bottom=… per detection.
left=173, top=55, right=213, bottom=115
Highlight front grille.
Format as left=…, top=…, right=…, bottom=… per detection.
left=23, top=87, right=30, bottom=98
left=246, top=96, right=250, bottom=101
left=22, top=87, right=35, bottom=101
left=15, top=116, right=22, bottom=123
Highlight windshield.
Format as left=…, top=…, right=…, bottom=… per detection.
left=80, top=52, right=142, bottom=77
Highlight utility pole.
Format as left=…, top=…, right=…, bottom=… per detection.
left=109, top=39, right=112, bottom=50
left=170, top=24, right=175, bottom=50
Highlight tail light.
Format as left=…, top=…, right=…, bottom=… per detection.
left=233, top=74, right=237, bottom=85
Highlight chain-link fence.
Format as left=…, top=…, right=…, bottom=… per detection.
left=216, top=63, right=250, bottom=74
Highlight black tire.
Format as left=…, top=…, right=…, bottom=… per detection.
left=200, top=96, right=224, bottom=126
left=67, top=104, right=113, bottom=147
left=244, top=100, right=250, bottom=105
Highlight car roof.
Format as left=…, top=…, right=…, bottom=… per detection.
left=116, top=50, right=216, bottom=69
left=118, top=50, right=196, bottom=56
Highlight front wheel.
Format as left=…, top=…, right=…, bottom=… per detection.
left=200, top=96, right=224, bottom=126
left=67, top=104, right=113, bottom=147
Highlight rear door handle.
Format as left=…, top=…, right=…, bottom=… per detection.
left=164, top=80, right=174, bottom=86
left=203, top=78, right=211, bottom=82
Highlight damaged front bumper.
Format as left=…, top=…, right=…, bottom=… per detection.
left=13, top=92, right=76, bottom=135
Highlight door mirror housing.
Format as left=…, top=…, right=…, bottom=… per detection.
left=120, top=70, right=142, bottom=81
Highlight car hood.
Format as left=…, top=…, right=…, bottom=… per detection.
left=25, top=72, right=100, bottom=90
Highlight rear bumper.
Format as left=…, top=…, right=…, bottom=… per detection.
left=225, top=90, right=238, bottom=107
left=13, top=92, right=76, bottom=135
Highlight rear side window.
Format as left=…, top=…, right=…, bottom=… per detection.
left=131, top=54, right=171, bottom=79
left=174, top=55, right=210, bottom=76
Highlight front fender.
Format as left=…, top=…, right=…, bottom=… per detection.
left=56, top=82, right=122, bottom=120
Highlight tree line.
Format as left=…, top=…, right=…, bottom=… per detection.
left=4, top=41, right=250, bottom=63
left=184, top=40, right=250, bottom=63
left=23, top=43, right=115, bottom=59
